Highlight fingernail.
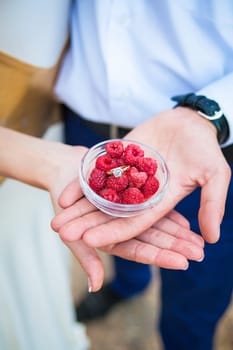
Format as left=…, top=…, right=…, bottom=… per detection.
left=197, top=255, right=205, bottom=262
left=183, top=263, right=189, bottom=270
left=88, top=277, right=92, bottom=293
left=215, top=230, right=220, bottom=242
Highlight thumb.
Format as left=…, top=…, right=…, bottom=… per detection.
left=58, top=177, right=83, bottom=208
left=198, top=165, right=231, bottom=243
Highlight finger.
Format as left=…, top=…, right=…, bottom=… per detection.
left=65, top=240, right=104, bottom=292
left=58, top=177, right=83, bottom=208
left=58, top=210, right=114, bottom=242
left=152, top=216, right=204, bottom=248
left=82, top=191, right=181, bottom=247
left=101, top=239, right=189, bottom=270
left=167, top=210, right=190, bottom=229
left=198, top=165, right=231, bottom=243
left=138, top=228, right=204, bottom=261
left=51, top=197, right=96, bottom=232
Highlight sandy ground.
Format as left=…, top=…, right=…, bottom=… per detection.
left=72, top=254, right=233, bottom=350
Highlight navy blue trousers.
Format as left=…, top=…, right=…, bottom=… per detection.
left=64, top=106, right=233, bottom=350
left=160, top=174, right=233, bottom=350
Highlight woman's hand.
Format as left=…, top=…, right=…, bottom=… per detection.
left=52, top=198, right=204, bottom=291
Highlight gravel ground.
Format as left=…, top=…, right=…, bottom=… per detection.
left=72, top=255, right=233, bottom=350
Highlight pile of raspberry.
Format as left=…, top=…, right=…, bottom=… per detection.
left=88, top=141, right=159, bottom=204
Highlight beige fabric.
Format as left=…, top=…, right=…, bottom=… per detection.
left=0, top=51, right=61, bottom=136
left=0, top=48, right=67, bottom=183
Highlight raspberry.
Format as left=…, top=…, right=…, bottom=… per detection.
left=128, top=167, right=148, bottom=188
left=89, top=168, right=107, bottom=191
left=87, top=141, right=162, bottom=205
left=96, top=154, right=118, bottom=171
left=121, top=187, right=144, bottom=204
left=105, top=141, right=124, bottom=158
left=123, top=144, right=144, bottom=165
left=115, top=157, right=126, bottom=167
left=106, top=173, right=128, bottom=192
left=99, top=188, right=120, bottom=203
left=141, top=176, right=159, bottom=198
left=137, top=157, right=158, bottom=176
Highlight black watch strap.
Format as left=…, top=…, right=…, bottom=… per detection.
left=172, top=93, right=230, bottom=145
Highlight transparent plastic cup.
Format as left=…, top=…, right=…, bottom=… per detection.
left=79, top=139, right=169, bottom=217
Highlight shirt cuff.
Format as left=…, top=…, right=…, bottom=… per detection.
left=197, top=72, right=233, bottom=147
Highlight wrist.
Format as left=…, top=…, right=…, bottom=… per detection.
left=174, top=106, right=218, bottom=136
left=0, top=127, right=76, bottom=191
left=45, top=143, right=88, bottom=199
left=171, top=93, right=230, bottom=144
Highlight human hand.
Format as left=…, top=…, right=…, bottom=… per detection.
left=2, top=127, right=204, bottom=291
left=40, top=142, right=202, bottom=291
left=50, top=106, right=230, bottom=289
left=52, top=193, right=204, bottom=291
left=52, top=107, right=230, bottom=251
left=125, top=107, right=231, bottom=243
left=49, top=142, right=204, bottom=291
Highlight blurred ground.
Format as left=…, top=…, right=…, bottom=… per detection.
left=72, top=254, right=233, bottom=350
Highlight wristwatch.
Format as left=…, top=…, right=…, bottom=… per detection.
left=171, top=93, right=230, bottom=145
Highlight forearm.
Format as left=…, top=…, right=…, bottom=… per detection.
left=0, top=126, right=68, bottom=190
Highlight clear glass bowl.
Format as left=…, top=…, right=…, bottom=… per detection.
left=79, top=139, right=169, bottom=217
